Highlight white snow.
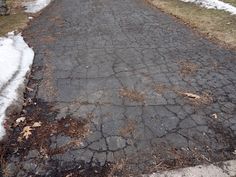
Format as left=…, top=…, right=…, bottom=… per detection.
left=0, top=0, right=51, bottom=140
left=24, top=0, right=51, bottom=13
left=0, top=33, right=34, bottom=139
left=180, top=0, right=236, bottom=15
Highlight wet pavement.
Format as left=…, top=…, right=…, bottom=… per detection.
left=1, top=0, right=236, bottom=176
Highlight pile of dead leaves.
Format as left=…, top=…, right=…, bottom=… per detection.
left=15, top=116, right=91, bottom=142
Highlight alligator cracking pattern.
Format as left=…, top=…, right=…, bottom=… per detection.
left=5, top=0, right=236, bottom=176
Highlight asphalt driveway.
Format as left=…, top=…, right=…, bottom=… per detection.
left=3, top=0, right=236, bottom=176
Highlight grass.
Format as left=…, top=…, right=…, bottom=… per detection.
left=146, top=0, right=236, bottom=48
left=0, top=0, right=29, bottom=36
left=221, top=0, right=236, bottom=7
left=0, top=12, right=28, bottom=36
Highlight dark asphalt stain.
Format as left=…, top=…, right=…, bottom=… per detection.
left=1, top=0, right=236, bottom=176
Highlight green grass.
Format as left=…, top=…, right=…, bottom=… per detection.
left=147, top=0, right=236, bottom=48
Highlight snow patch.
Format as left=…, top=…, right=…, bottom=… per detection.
left=0, top=33, right=34, bottom=139
left=180, top=0, right=236, bottom=15
left=24, top=0, right=51, bottom=13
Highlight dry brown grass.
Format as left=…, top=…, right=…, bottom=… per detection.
left=107, top=159, right=126, bottom=177
left=146, top=0, right=236, bottom=49
left=0, top=0, right=30, bottom=36
left=177, top=91, right=214, bottom=106
left=49, top=140, right=82, bottom=156
left=0, top=142, right=9, bottom=177
left=7, top=0, right=32, bottom=10
left=119, top=120, right=137, bottom=137
left=179, top=61, right=199, bottom=76
left=40, top=36, right=56, bottom=44
left=119, top=88, right=145, bottom=102
left=0, top=12, right=28, bottom=36
left=152, top=83, right=214, bottom=106
left=153, top=84, right=169, bottom=94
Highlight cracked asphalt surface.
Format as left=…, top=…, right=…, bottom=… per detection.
left=2, top=0, right=236, bottom=176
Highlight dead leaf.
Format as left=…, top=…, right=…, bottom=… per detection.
left=183, top=92, right=201, bottom=99
left=233, top=150, right=236, bottom=155
left=17, top=136, right=23, bottom=142
left=26, top=87, right=34, bottom=92
left=21, top=126, right=33, bottom=139
left=65, top=173, right=73, bottom=177
left=32, top=121, right=42, bottom=128
left=16, top=117, right=26, bottom=124
left=212, top=113, right=218, bottom=119
left=178, top=91, right=213, bottom=106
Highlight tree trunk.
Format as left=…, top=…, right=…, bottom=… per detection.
left=0, top=0, right=8, bottom=16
